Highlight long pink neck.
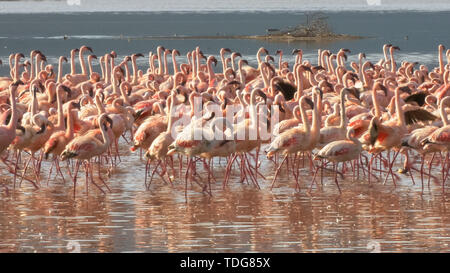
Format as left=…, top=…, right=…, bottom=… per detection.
left=132, top=57, right=139, bottom=85
left=57, top=58, right=64, bottom=83
left=260, top=64, right=269, bottom=89
left=296, top=66, right=304, bottom=99
left=120, top=82, right=131, bottom=105
left=95, top=95, right=106, bottom=114
left=220, top=50, right=226, bottom=75
left=65, top=106, right=74, bottom=139
left=14, top=55, right=20, bottom=82
left=56, top=88, right=64, bottom=131
left=157, top=48, right=163, bottom=74
left=439, top=46, right=445, bottom=75
left=87, top=56, right=94, bottom=77
left=196, top=50, right=201, bottom=79
left=30, top=52, right=36, bottom=80
left=207, top=59, right=215, bottom=85
left=390, top=49, right=397, bottom=73
left=395, top=88, right=405, bottom=127
left=191, top=51, right=197, bottom=79
left=163, top=52, right=169, bottom=75
left=70, top=50, right=77, bottom=75
left=299, top=97, right=310, bottom=133
left=8, top=86, right=17, bottom=131
left=309, top=91, right=320, bottom=147
left=104, top=55, right=111, bottom=84
left=172, top=53, right=179, bottom=75
left=79, top=48, right=87, bottom=75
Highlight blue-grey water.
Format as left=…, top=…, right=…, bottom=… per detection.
left=1, top=7, right=450, bottom=253
left=0, top=11, right=449, bottom=74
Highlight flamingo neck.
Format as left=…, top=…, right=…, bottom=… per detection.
left=390, top=50, right=396, bottom=73
left=317, top=49, right=322, bottom=67
left=372, top=85, right=382, bottom=119
left=79, top=49, right=87, bottom=75
left=88, top=57, right=93, bottom=77
left=299, top=97, right=310, bottom=133
left=256, top=50, right=262, bottom=69
left=163, top=52, right=169, bottom=75
left=8, top=88, right=17, bottom=131
left=260, top=65, right=269, bottom=89
left=172, top=54, right=179, bottom=75
left=296, top=67, right=304, bottom=98
left=124, top=62, right=131, bottom=83
left=439, top=47, right=445, bottom=75
left=56, top=90, right=64, bottom=131
left=104, top=55, right=111, bottom=84
left=166, top=96, right=175, bottom=133
left=191, top=52, right=197, bottom=79
left=395, top=89, right=405, bottom=127
left=239, top=63, right=246, bottom=86
left=14, top=56, right=20, bottom=82
left=120, top=84, right=131, bottom=105
left=328, top=56, right=335, bottom=75
left=339, top=89, right=347, bottom=129
left=157, top=49, right=163, bottom=74
left=440, top=98, right=449, bottom=126
left=57, top=59, right=64, bottom=83
left=99, top=116, right=110, bottom=146
left=196, top=51, right=201, bottom=79
left=99, top=58, right=105, bottom=81
left=309, top=92, right=320, bottom=147
left=30, top=88, right=38, bottom=118
left=30, top=53, right=35, bottom=80
left=70, top=51, right=76, bottom=75
left=207, top=60, right=215, bottom=86
left=95, top=95, right=106, bottom=114
left=384, top=46, right=390, bottom=64
left=65, top=106, right=74, bottom=139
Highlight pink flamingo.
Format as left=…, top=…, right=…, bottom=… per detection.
left=266, top=88, right=320, bottom=190
left=61, top=113, right=112, bottom=197
left=314, top=128, right=362, bottom=193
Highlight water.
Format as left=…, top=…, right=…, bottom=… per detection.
left=0, top=10, right=449, bottom=76
left=2, top=1, right=450, bottom=253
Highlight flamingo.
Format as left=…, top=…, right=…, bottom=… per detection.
left=266, top=88, right=320, bottom=190
left=314, top=128, right=362, bottom=193
left=61, top=113, right=112, bottom=196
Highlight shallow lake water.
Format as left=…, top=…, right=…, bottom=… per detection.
left=1, top=141, right=450, bottom=253
left=1, top=7, right=450, bottom=253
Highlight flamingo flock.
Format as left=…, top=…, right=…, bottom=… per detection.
left=0, top=43, right=449, bottom=198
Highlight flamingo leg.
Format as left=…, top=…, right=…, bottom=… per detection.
left=383, top=150, right=400, bottom=186
left=97, top=160, right=111, bottom=193
left=333, top=163, right=342, bottom=194
left=270, top=155, right=288, bottom=190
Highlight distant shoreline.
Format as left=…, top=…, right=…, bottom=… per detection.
left=126, top=34, right=366, bottom=41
